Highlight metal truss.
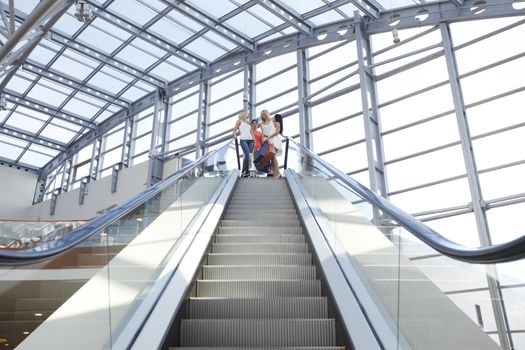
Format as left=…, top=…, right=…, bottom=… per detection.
left=35, top=0, right=525, bottom=180
left=160, top=0, right=256, bottom=52
left=84, top=0, right=207, bottom=69
left=0, top=125, right=66, bottom=151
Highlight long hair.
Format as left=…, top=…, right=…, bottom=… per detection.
left=274, top=114, right=283, bottom=134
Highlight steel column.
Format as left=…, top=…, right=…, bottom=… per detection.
left=195, top=81, right=211, bottom=159
left=243, top=65, right=256, bottom=119
left=89, top=137, right=102, bottom=181
left=297, top=48, right=312, bottom=150
left=147, top=89, right=167, bottom=187
left=440, top=23, right=512, bottom=350
left=354, top=13, right=388, bottom=199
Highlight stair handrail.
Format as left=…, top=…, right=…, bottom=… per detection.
left=0, top=138, right=234, bottom=264
left=288, top=138, right=525, bottom=264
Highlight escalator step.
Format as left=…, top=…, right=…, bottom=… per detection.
left=196, top=280, right=321, bottom=297
left=212, top=243, right=308, bottom=254
left=179, top=319, right=337, bottom=347
left=188, top=297, right=328, bottom=319
left=207, top=253, right=311, bottom=266
left=202, top=265, right=316, bottom=280
left=218, top=226, right=302, bottom=235
left=215, top=234, right=304, bottom=243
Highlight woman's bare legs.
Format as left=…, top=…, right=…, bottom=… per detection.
left=271, top=155, right=281, bottom=178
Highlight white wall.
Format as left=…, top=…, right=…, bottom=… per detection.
left=0, top=165, right=37, bottom=220
left=27, top=161, right=150, bottom=221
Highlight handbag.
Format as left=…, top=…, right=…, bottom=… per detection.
left=254, top=142, right=272, bottom=170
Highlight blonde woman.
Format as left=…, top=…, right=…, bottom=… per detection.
left=260, top=109, right=282, bottom=178
left=232, top=112, right=253, bottom=177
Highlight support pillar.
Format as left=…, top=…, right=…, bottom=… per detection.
left=354, top=13, right=388, bottom=200
left=297, top=48, right=312, bottom=149
left=441, top=23, right=512, bottom=350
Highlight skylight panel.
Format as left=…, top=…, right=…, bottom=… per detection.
left=28, top=144, right=60, bottom=157
left=149, top=16, right=197, bottom=45
left=203, top=31, right=237, bottom=51
left=167, top=56, right=198, bottom=72
left=4, top=113, right=45, bottom=134
left=18, top=150, right=53, bottom=167
left=0, top=142, right=24, bottom=161
left=150, top=62, right=186, bottom=82
left=281, top=0, right=325, bottom=15
left=119, top=86, right=150, bottom=102
left=6, top=75, right=33, bottom=94
left=76, top=25, right=124, bottom=55
left=108, top=0, right=159, bottom=26
left=130, top=38, right=168, bottom=59
left=50, top=52, right=95, bottom=80
left=250, top=4, right=286, bottom=28
left=308, top=10, right=345, bottom=26
left=9, top=0, right=39, bottom=15
left=165, top=10, right=204, bottom=32
left=53, top=10, right=84, bottom=34
left=62, top=97, right=105, bottom=120
left=51, top=118, right=83, bottom=133
left=116, top=45, right=159, bottom=71
left=94, top=109, right=114, bottom=123
left=225, top=12, right=272, bottom=39
left=28, top=45, right=56, bottom=65
left=337, top=4, right=360, bottom=17
left=39, top=123, right=77, bottom=143
left=15, top=105, right=50, bottom=122
left=187, top=0, right=237, bottom=18
left=185, top=38, right=227, bottom=61
left=90, top=17, right=133, bottom=42
left=26, top=84, right=69, bottom=106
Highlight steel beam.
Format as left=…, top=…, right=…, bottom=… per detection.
left=89, top=137, right=102, bottom=181
left=355, top=13, right=388, bottom=199
left=243, top=64, right=256, bottom=119
left=0, top=155, right=39, bottom=173
left=441, top=22, right=512, bottom=350
left=3, top=89, right=96, bottom=129
left=0, top=125, right=66, bottom=151
left=22, top=61, right=129, bottom=106
left=0, top=0, right=68, bottom=64
left=160, top=0, right=255, bottom=52
left=296, top=48, right=312, bottom=150
left=195, top=80, right=210, bottom=159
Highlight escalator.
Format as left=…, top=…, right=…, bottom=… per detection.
left=1, top=139, right=524, bottom=350
left=171, top=178, right=347, bottom=349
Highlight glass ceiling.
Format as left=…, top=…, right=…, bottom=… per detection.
left=0, top=0, right=472, bottom=169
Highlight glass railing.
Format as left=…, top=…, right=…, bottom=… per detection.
left=285, top=138, right=522, bottom=350
left=0, top=220, right=86, bottom=249
left=0, top=139, right=239, bottom=350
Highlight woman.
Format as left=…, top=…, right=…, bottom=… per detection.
left=260, top=109, right=282, bottom=179
left=232, top=112, right=253, bottom=177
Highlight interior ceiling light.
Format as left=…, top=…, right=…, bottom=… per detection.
left=75, top=0, right=92, bottom=23
left=392, top=28, right=400, bottom=44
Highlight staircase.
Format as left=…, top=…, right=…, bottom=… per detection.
left=173, top=178, right=345, bottom=349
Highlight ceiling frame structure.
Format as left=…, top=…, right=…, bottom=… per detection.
left=0, top=0, right=521, bottom=176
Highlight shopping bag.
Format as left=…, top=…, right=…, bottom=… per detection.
left=254, top=142, right=271, bottom=170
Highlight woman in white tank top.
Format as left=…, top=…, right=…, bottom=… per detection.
left=260, top=109, right=282, bottom=178
left=232, top=112, right=254, bottom=177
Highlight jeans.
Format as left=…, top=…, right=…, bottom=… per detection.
left=240, top=139, right=254, bottom=173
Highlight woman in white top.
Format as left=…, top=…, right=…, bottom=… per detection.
left=232, top=112, right=253, bottom=177
left=260, top=109, right=282, bottom=178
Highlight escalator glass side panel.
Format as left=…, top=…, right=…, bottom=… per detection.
left=286, top=141, right=505, bottom=350
left=0, top=141, right=239, bottom=350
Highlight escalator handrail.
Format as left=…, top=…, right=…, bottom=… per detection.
left=0, top=139, right=234, bottom=264
left=289, top=138, right=525, bottom=264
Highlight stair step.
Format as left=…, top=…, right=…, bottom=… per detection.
left=212, top=243, right=308, bottom=254
left=226, top=208, right=297, bottom=215
left=173, top=347, right=344, bottom=350
left=180, top=319, right=337, bottom=347
left=215, top=234, right=304, bottom=243
left=224, top=213, right=297, bottom=220
left=218, top=227, right=302, bottom=235
left=207, top=253, right=311, bottom=266
left=202, top=265, right=316, bottom=280
left=188, top=297, right=328, bottom=319
left=221, top=219, right=300, bottom=227
left=196, top=280, right=322, bottom=297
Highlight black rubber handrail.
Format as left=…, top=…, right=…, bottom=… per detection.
left=288, top=138, right=525, bottom=264
left=0, top=139, right=235, bottom=264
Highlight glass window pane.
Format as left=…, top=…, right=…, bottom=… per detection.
left=109, top=0, right=159, bottom=26
left=18, top=150, right=53, bottom=167
left=39, top=124, right=77, bottom=143
left=5, top=113, right=45, bottom=133
left=486, top=203, right=525, bottom=244
left=479, top=164, right=525, bottom=201
left=472, top=126, right=525, bottom=170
